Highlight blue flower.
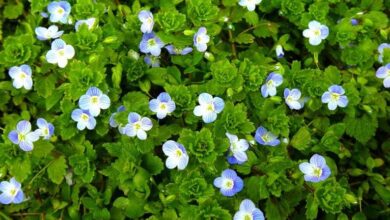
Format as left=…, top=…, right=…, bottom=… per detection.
left=378, top=43, right=390, bottom=63
left=8, top=65, right=33, bottom=90
left=254, top=126, right=280, bottom=147
left=47, top=1, right=71, bottom=24
left=8, top=120, right=40, bottom=152
left=284, top=88, right=305, bottom=110
left=276, top=44, right=284, bottom=58
left=299, top=154, right=331, bottom=182
left=376, top=63, right=390, bottom=88
left=144, top=55, right=160, bottom=67
left=234, top=199, right=265, bottom=220
left=239, top=0, right=262, bottom=12
left=36, top=118, right=55, bottom=140
left=193, top=27, right=210, bottom=52
left=350, top=18, right=359, bottom=26
left=46, top=39, right=75, bottom=68
left=226, top=133, right=249, bottom=165
left=321, top=85, right=348, bottom=110
left=260, top=72, right=283, bottom=98
left=35, top=25, right=63, bottom=41
left=162, top=140, right=189, bottom=170
left=165, top=45, right=193, bottom=55
left=75, top=18, right=96, bottom=31
left=213, top=169, right=244, bottom=197
left=149, top=92, right=176, bottom=119
left=138, top=10, right=154, bottom=33
left=303, top=20, right=329, bottom=46
left=139, top=32, right=165, bottom=56
left=71, top=109, right=96, bottom=130
left=123, top=112, right=153, bottom=140
left=193, top=93, right=225, bottom=123
left=79, top=87, right=111, bottom=117
left=0, top=177, right=24, bottom=205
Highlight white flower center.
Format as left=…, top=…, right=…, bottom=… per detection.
left=244, top=214, right=253, bottom=220
left=224, top=179, right=234, bottom=189
left=18, top=133, right=26, bottom=141
left=206, top=103, right=214, bottom=112
left=197, top=36, right=203, bottom=44
left=175, top=149, right=182, bottom=157
left=313, top=167, right=322, bottom=177
left=159, top=103, right=167, bottom=111
left=43, top=128, right=49, bottom=135
left=287, top=96, right=294, bottom=103
left=148, top=39, right=156, bottom=47
left=134, top=122, right=142, bottom=130
left=330, top=92, right=340, bottom=101
left=57, top=7, right=64, bottom=15
left=19, top=72, right=27, bottom=80
left=261, top=133, right=271, bottom=142
left=147, top=17, right=153, bottom=24
left=387, top=69, right=390, bottom=77
left=58, top=49, right=65, bottom=57
left=266, top=79, right=274, bottom=87
left=91, top=96, right=99, bottom=105
left=231, top=142, right=239, bottom=152
left=313, top=29, right=321, bottom=37
left=81, top=113, right=89, bottom=122
left=9, top=187, right=17, bottom=196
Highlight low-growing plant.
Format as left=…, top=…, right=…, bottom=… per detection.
left=0, top=0, right=389, bottom=219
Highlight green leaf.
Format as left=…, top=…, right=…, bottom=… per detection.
left=141, top=153, right=164, bottom=175
left=344, top=114, right=378, bottom=144
left=47, top=156, right=68, bottom=184
left=305, top=195, right=318, bottom=219
left=3, top=3, right=24, bottom=19
left=235, top=33, right=255, bottom=44
left=32, top=140, right=55, bottom=158
left=290, top=126, right=311, bottom=151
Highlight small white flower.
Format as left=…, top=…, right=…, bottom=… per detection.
left=303, top=20, right=329, bottom=46
left=193, top=93, right=225, bottom=123
left=149, top=92, right=176, bottom=119
left=35, top=25, right=63, bottom=41
left=78, top=87, right=111, bottom=117
left=138, top=10, right=154, bottom=33
left=46, top=39, right=75, bottom=68
left=193, top=27, right=210, bottom=52
left=8, top=65, right=33, bottom=90
left=226, top=133, right=249, bottom=164
left=284, top=88, right=305, bottom=110
left=162, top=140, right=189, bottom=170
left=0, top=177, right=24, bottom=204
left=276, top=44, right=284, bottom=58
left=123, top=112, right=153, bottom=140
left=75, top=18, right=96, bottom=31
left=239, top=0, right=262, bottom=11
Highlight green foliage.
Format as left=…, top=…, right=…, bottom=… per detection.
left=0, top=0, right=389, bottom=219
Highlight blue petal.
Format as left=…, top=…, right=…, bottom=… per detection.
left=213, top=97, right=225, bottom=113
left=240, top=199, right=256, bottom=212
left=51, top=39, right=66, bottom=50
left=198, top=93, right=213, bottom=105
left=13, top=190, right=24, bottom=204
left=252, top=209, right=265, bottom=220
left=78, top=95, right=91, bottom=110
left=220, top=188, right=236, bottom=197
left=329, top=85, right=344, bottom=94
left=71, top=109, right=83, bottom=121
left=157, top=92, right=171, bottom=102
left=8, top=131, right=19, bottom=144
left=19, top=141, right=34, bottom=151
left=149, top=99, right=160, bottom=112
left=213, top=177, right=223, bottom=188
left=37, top=118, right=47, bottom=129
left=321, top=92, right=331, bottom=103
left=271, top=73, right=283, bottom=85
left=86, top=117, right=96, bottom=130
left=202, top=111, right=217, bottom=123
left=17, top=120, right=31, bottom=133
left=299, top=162, right=313, bottom=175
left=86, top=87, right=102, bottom=96
left=128, top=112, right=141, bottom=123
left=260, top=85, right=268, bottom=97
left=221, top=169, right=237, bottom=179
left=232, top=176, right=244, bottom=193
left=0, top=193, right=13, bottom=204
left=310, top=154, right=326, bottom=168
left=338, top=95, right=348, bottom=108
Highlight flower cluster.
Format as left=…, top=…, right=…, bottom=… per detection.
left=72, top=87, right=111, bottom=130
left=8, top=119, right=54, bottom=151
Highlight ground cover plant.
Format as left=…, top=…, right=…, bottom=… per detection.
left=0, top=0, right=390, bottom=219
